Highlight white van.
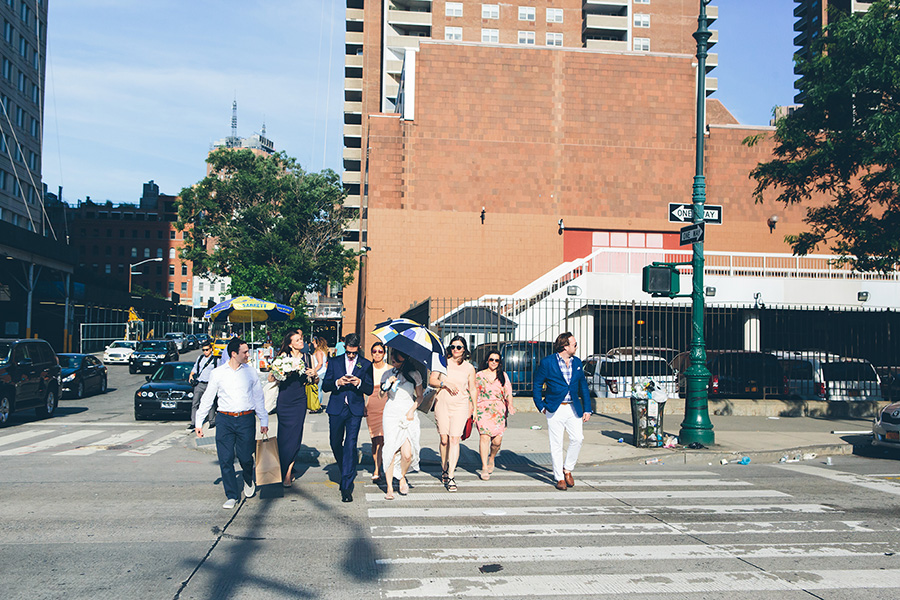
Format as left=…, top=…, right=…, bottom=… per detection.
left=773, top=351, right=883, bottom=402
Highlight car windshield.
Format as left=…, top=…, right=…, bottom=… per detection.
left=58, top=355, right=83, bottom=369
left=165, top=333, right=182, bottom=339
left=822, top=362, right=878, bottom=382
left=137, top=341, right=167, bottom=352
left=600, top=359, right=673, bottom=378
left=109, top=341, right=135, bottom=350
left=0, top=342, right=10, bottom=365
left=151, top=363, right=192, bottom=381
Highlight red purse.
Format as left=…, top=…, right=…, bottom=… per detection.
left=461, top=416, right=474, bottom=441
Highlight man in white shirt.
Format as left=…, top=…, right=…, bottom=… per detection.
left=195, top=338, right=269, bottom=509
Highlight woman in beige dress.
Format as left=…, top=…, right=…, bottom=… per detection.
left=433, top=335, right=476, bottom=492
left=366, top=342, right=391, bottom=481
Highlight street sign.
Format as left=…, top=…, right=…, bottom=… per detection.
left=680, top=222, right=705, bottom=245
left=668, top=203, right=722, bottom=224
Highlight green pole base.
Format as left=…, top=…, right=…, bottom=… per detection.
left=678, top=422, right=715, bottom=446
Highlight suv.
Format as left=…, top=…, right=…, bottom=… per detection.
left=584, top=353, right=677, bottom=398
left=164, top=332, right=188, bottom=352
left=129, top=340, right=180, bottom=374
left=671, top=350, right=787, bottom=399
left=0, top=338, right=61, bottom=425
left=471, top=340, right=555, bottom=395
left=774, top=351, right=884, bottom=402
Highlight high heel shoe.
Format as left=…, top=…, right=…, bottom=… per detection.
left=440, top=469, right=449, bottom=485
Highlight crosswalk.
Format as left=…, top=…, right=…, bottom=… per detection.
left=366, top=468, right=900, bottom=598
left=0, top=425, right=187, bottom=457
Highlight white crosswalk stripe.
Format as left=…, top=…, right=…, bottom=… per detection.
left=53, top=430, right=152, bottom=456
left=0, top=426, right=187, bottom=457
left=368, top=468, right=900, bottom=598
left=0, top=429, right=104, bottom=455
left=119, top=431, right=185, bottom=456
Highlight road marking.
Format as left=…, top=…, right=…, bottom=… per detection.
left=381, top=569, right=900, bottom=597
left=774, top=464, right=900, bottom=497
left=0, top=430, right=104, bottom=455
left=368, top=478, right=750, bottom=489
left=376, top=541, right=897, bottom=565
left=0, top=429, right=54, bottom=448
left=414, top=470, right=719, bottom=478
left=53, top=430, right=152, bottom=456
left=367, top=503, right=835, bottom=519
left=119, top=431, right=185, bottom=456
left=364, top=489, right=788, bottom=502
left=370, top=519, right=876, bottom=539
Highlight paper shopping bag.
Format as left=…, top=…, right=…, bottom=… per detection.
left=255, top=435, right=281, bottom=486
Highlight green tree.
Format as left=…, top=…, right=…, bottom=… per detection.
left=748, top=0, right=900, bottom=272
left=176, top=149, right=358, bottom=319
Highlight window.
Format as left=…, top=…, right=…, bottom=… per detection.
left=482, top=4, right=499, bottom=19
left=181, top=264, right=188, bottom=276
left=32, top=49, right=37, bottom=70
left=28, top=150, right=35, bottom=170
left=105, top=264, right=111, bottom=274
left=131, top=247, right=137, bottom=258
left=20, top=3, right=29, bottom=24
left=144, top=230, right=150, bottom=238
left=12, top=178, right=18, bottom=196
left=181, top=282, right=187, bottom=292
left=143, top=248, right=151, bottom=258
left=199, top=282, right=204, bottom=292
left=3, top=20, right=11, bottom=44
left=546, top=32, right=563, bottom=46
left=633, top=37, right=650, bottom=52
left=156, top=247, right=163, bottom=258
left=518, top=30, right=535, bottom=45
left=119, top=229, right=124, bottom=237
left=17, top=71, right=25, bottom=93
left=445, top=26, right=462, bottom=41
left=118, top=264, right=124, bottom=274
left=29, top=116, right=36, bottom=136
left=169, top=230, right=175, bottom=239
left=13, top=145, right=20, bottom=162
left=118, top=246, right=124, bottom=256
left=168, top=282, right=174, bottom=292
left=15, top=106, right=23, bottom=127
left=445, top=2, right=462, bottom=17
left=634, top=14, right=650, bottom=28
left=635, top=0, right=650, bottom=3
left=547, top=8, right=563, bottom=23
left=30, top=83, right=36, bottom=104
left=519, top=7, right=535, bottom=21
left=157, top=230, right=163, bottom=239
left=3, top=58, right=11, bottom=79
left=220, top=282, right=226, bottom=292
left=156, top=265, right=162, bottom=275
left=169, top=248, right=176, bottom=259
left=0, top=170, right=5, bottom=190
left=482, top=28, right=499, bottom=43
left=18, top=35, right=26, bottom=57
left=168, top=265, right=175, bottom=276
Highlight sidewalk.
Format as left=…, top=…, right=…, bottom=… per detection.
left=192, top=404, right=878, bottom=469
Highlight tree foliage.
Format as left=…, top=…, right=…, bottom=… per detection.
left=749, top=0, right=900, bottom=272
left=176, top=149, right=358, bottom=311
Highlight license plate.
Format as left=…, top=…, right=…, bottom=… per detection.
left=161, top=400, right=176, bottom=409
left=848, top=389, right=860, bottom=397
left=142, top=362, right=151, bottom=366
left=887, top=431, right=899, bottom=441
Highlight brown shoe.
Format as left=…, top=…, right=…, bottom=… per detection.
left=555, top=479, right=568, bottom=491
left=564, top=471, right=575, bottom=488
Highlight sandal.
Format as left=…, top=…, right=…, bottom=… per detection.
left=398, top=477, right=410, bottom=496
left=480, top=472, right=490, bottom=481
left=441, top=469, right=449, bottom=485
left=446, top=477, right=458, bottom=492
left=384, top=491, right=395, bottom=500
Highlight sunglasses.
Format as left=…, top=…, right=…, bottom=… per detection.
left=449, top=344, right=465, bottom=350
left=202, top=347, right=212, bottom=351
left=371, top=349, right=385, bottom=354
left=345, top=351, right=358, bottom=357
left=488, top=357, right=500, bottom=363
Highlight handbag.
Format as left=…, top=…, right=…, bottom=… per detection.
left=262, top=380, right=278, bottom=414
left=255, top=434, right=281, bottom=486
left=417, top=386, right=437, bottom=413
left=461, top=415, right=474, bottom=441
left=306, top=382, right=321, bottom=411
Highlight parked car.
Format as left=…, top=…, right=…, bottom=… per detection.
left=164, top=332, right=189, bottom=352
left=194, top=333, right=212, bottom=346
left=102, top=340, right=137, bottom=365
left=129, top=340, right=180, bottom=374
left=185, top=334, right=200, bottom=351
left=878, top=368, right=900, bottom=402
left=606, top=346, right=680, bottom=363
left=134, top=361, right=195, bottom=420
left=58, top=353, right=108, bottom=398
left=0, top=338, right=61, bottom=425
left=671, top=350, right=787, bottom=399
left=584, top=353, right=677, bottom=398
left=470, top=340, right=555, bottom=395
left=872, top=400, right=900, bottom=448
left=774, top=351, right=884, bottom=402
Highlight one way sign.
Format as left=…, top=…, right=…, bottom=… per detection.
left=668, top=203, right=723, bottom=224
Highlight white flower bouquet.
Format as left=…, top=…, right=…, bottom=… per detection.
left=270, top=354, right=306, bottom=382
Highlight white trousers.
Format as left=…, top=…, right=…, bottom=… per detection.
left=546, top=403, right=584, bottom=482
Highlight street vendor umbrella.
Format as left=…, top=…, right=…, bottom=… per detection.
left=203, top=296, right=295, bottom=344
left=372, top=318, right=448, bottom=374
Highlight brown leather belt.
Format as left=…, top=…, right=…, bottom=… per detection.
left=560, top=402, right=572, bottom=405
left=218, top=410, right=254, bottom=417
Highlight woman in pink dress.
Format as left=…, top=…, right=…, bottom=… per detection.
left=474, top=351, right=515, bottom=480
left=433, top=335, right=476, bottom=492
left=366, top=342, right=391, bottom=481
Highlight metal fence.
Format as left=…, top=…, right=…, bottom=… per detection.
left=413, top=298, right=899, bottom=401
left=78, top=319, right=193, bottom=354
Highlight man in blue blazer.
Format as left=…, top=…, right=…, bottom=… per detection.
left=533, top=332, right=592, bottom=490
left=323, top=333, right=374, bottom=502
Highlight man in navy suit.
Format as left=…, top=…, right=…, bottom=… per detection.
left=322, top=333, right=374, bottom=502
left=533, top=332, right=592, bottom=490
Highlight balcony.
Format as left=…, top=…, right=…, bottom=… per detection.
left=385, top=34, right=426, bottom=50
left=345, top=54, right=363, bottom=68
left=706, top=52, right=718, bottom=70
left=343, top=147, right=362, bottom=161
left=344, top=100, right=362, bottom=114
left=706, top=4, right=718, bottom=24
left=794, top=2, right=808, bottom=18
left=387, top=9, right=432, bottom=27
left=343, top=124, right=362, bottom=138
left=709, top=29, right=718, bottom=46
left=342, top=170, right=361, bottom=185
left=705, top=76, right=718, bottom=94
left=386, top=59, right=404, bottom=75
left=385, top=78, right=400, bottom=99
left=346, top=31, right=364, bottom=45
left=344, top=193, right=361, bottom=208
left=583, top=13, right=628, bottom=31
left=346, top=8, right=364, bottom=22
left=585, top=38, right=627, bottom=51
left=344, top=77, right=363, bottom=92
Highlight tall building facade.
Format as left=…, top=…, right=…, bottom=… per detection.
left=0, top=0, right=47, bottom=234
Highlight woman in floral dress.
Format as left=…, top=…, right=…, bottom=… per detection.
left=474, top=351, right=515, bottom=480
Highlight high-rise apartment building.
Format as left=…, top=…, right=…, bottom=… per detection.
left=0, top=0, right=47, bottom=234
left=793, top=0, right=873, bottom=101
left=342, top=1, right=719, bottom=250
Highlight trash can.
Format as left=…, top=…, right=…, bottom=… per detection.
left=630, top=385, right=667, bottom=448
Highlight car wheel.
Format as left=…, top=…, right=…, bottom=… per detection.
left=36, top=389, right=57, bottom=419
left=100, top=376, right=108, bottom=394
left=134, top=409, right=144, bottom=421
left=0, top=395, right=11, bottom=426
left=75, top=380, right=84, bottom=399
left=129, top=365, right=136, bottom=375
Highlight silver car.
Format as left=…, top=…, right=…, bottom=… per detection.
left=584, top=354, right=677, bottom=398
left=872, top=401, right=900, bottom=448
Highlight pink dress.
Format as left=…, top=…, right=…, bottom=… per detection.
left=474, top=370, right=514, bottom=437
left=366, top=363, right=391, bottom=438
left=434, top=360, right=475, bottom=436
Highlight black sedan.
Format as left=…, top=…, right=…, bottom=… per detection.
left=129, top=340, right=179, bottom=374
left=134, top=362, right=195, bottom=421
left=58, top=353, right=108, bottom=398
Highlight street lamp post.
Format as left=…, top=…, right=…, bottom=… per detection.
left=679, top=0, right=715, bottom=446
left=129, top=257, right=163, bottom=295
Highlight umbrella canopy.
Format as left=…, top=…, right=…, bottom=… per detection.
left=203, top=296, right=295, bottom=324
left=372, top=318, right=448, bottom=374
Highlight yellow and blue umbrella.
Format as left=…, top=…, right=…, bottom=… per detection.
left=203, top=296, right=295, bottom=324
left=372, top=318, right=447, bottom=374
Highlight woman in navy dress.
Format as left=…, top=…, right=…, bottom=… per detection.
left=268, top=331, right=316, bottom=487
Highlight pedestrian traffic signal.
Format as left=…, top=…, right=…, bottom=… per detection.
left=642, top=265, right=680, bottom=297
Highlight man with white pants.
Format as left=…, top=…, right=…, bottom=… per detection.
left=532, top=332, right=592, bottom=490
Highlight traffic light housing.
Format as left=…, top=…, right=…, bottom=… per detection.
left=642, top=265, right=680, bottom=297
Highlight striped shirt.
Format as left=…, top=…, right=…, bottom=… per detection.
left=557, top=353, right=573, bottom=403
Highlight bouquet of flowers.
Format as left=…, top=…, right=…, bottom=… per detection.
left=270, top=354, right=306, bottom=382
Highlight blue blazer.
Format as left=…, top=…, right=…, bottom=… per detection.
left=322, top=356, right=374, bottom=417
left=532, top=353, right=592, bottom=416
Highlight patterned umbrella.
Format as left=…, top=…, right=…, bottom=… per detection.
left=203, top=296, right=295, bottom=323
left=372, top=318, right=448, bottom=374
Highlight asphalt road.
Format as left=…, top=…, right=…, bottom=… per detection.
left=3, top=350, right=900, bottom=599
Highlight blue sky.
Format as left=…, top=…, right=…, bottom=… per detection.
left=42, top=0, right=798, bottom=205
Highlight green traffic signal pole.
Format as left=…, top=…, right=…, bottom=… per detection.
left=680, top=0, right=715, bottom=446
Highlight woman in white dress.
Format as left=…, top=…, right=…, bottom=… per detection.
left=380, top=349, right=426, bottom=500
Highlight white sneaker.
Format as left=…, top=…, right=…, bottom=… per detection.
left=222, top=498, right=237, bottom=509
left=243, top=480, right=255, bottom=499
